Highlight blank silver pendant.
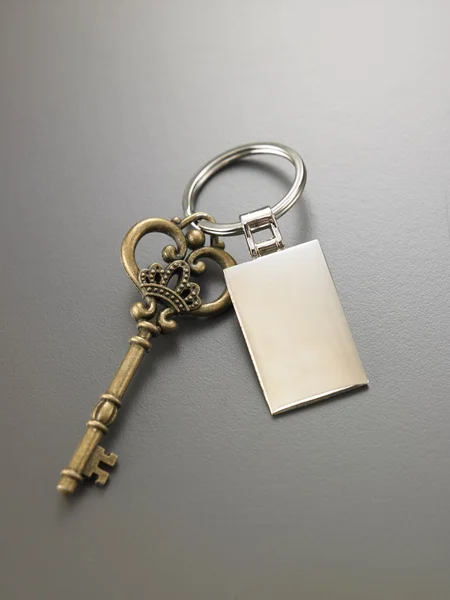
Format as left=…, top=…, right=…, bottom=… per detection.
left=225, top=239, right=368, bottom=415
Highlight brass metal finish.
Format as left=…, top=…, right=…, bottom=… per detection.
left=224, top=240, right=368, bottom=415
left=57, top=214, right=236, bottom=494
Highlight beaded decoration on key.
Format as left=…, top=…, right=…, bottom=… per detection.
left=57, top=213, right=236, bottom=494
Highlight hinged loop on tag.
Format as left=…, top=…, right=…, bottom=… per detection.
left=241, top=207, right=285, bottom=259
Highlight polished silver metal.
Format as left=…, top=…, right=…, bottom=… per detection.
left=183, top=142, right=307, bottom=237
left=224, top=240, right=368, bottom=415
left=241, top=206, right=285, bottom=259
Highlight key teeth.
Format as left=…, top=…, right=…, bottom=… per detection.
left=83, top=445, right=118, bottom=487
left=97, top=446, right=118, bottom=467
left=94, top=469, right=111, bottom=487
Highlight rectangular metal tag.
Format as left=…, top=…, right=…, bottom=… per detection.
left=224, top=240, right=368, bottom=414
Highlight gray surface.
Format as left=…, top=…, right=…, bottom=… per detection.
left=1, top=1, right=450, bottom=598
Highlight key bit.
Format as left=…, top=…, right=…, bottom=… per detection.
left=83, top=446, right=118, bottom=486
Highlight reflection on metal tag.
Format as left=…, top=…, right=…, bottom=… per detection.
left=224, top=240, right=368, bottom=414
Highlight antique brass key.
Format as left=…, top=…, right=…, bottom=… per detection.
left=57, top=214, right=236, bottom=494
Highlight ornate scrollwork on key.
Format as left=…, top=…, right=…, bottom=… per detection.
left=121, top=213, right=236, bottom=335
left=139, top=260, right=201, bottom=313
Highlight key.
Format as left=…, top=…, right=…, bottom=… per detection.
left=57, top=214, right=235, bottom=494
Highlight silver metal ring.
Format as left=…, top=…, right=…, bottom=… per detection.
left=182, top=142, right=307, bottom=237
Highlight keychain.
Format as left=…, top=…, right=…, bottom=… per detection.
left=57, top=142, right=368, bottom=495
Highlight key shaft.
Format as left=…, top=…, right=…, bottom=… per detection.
left=57, top=325, right=153, bottom=494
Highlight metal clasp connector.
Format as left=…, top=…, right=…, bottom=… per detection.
left=241, top=206, right=285, bottom=259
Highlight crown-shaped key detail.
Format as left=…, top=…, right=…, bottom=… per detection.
left=139, top=260, right=201, bottom=313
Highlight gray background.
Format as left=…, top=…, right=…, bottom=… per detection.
left=1, top=1, right=450, bottom=598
